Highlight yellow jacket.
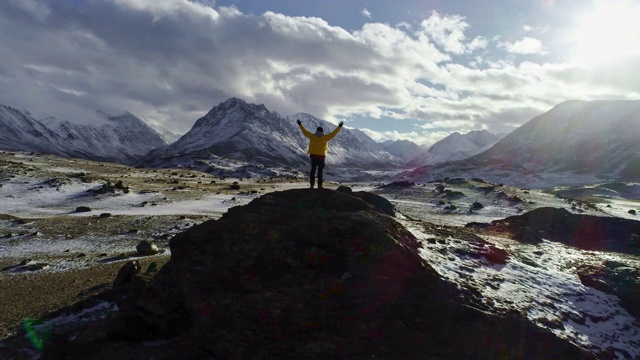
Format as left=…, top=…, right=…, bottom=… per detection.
left=299, top=124, right=342, bottom=156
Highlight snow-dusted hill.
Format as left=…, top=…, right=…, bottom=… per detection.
left=0, top=106, right=167, bottom=165
left=408, top=130, right=501, bottom=167
left=140, top=98, right=403, bottom=171
left=401, top=100, right=640, bottom=188
left=378, top=139, right=428, bottom=163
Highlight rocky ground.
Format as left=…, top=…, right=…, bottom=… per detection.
left=0, top=151, right=321, bottom=344
left=1, top=151, right=639, bottom=359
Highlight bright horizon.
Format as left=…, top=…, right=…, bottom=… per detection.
left=0, top=0, right=639, bottom=146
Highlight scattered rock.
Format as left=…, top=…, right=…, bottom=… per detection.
left=75, top=206, right=92, bottom=213
left=145, top=262, right=158, bottom=274
left=507, top=195, right=524, bottom=203
left=471, top=201, right=484, bottom=210
left=444, top=190, right=464, bottom=199
left=112, top=261, right=140, bottom=288
left=136, top=240, right=159, bottom=256
left=628, top=209, right=636, bottom=215
left=379, top=180, right=415, bottom=188
left=229, top=184, right=241, bottom=190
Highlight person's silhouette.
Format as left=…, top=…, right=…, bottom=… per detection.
left=296, top=119, right=343, bottom=189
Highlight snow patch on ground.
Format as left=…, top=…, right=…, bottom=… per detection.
left=33, top=301, right=118, bottom=334
left=404, top=221, right=640, bottom=359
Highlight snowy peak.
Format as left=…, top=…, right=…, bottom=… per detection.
left=408, top=129, right=501, bottom=166
left=0, top=105, right=167, bottom=164
left=142, top=98, right=405, bottom=171
left=379, top=139, right=427, bottom=162
left=479, top=100, right=640, bottom=176
left=401, top=99, right=640, bottom=187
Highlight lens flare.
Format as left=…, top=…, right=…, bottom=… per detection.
left=571, top=0, right=640, bottom=62
left=21, top=318, right=53, bottom=352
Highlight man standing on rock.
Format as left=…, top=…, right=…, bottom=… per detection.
left=297, top=119, right=344, bottom=189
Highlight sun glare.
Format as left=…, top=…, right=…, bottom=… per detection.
left=571, top=1, right=640, bottom=62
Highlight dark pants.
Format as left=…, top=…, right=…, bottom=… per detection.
left=310, top=158, right=325, bottom=188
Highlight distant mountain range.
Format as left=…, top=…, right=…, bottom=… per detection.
left=7, top=98, right=637, bottom=188
left=408, top=130, right=502, bottom=167
left=0, top=106, right=167, bottom=165
left=0, top=98, right=501, bottom=178
left=401, top=100, right=640, bottom=187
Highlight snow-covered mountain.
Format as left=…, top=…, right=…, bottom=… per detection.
left=378, top=139, right=428, bottom=163
left=401, top=100, right=640, bottom=187
left=408, top=130, right=501, bottom=167
left=346, top=130, right=428, bottom=164
left=0, top=105, right=167, bottom=164
left=140, top=98, right=404, bottom=171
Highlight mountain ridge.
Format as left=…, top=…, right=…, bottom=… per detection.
left=139, top=98, right=405, bottom=172
left=0, top=105, right=167, bottom=165
left=401, top=99, right=640, bottom=187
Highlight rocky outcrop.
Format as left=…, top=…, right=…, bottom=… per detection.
left=466, top=207, right=640, bottom=324
left=466, top=207, right=640, bottom=255
left=44, top=190, right=594, bottom=359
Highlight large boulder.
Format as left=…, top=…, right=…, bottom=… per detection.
left=150, top=189, right=591, bottom=359
left=136, top=240, right=159, bottom=256
left=44, top=190, right=594, bottom=359
left=467, top=207, right=640, bottom=255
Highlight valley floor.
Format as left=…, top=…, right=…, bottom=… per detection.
left=1, top=151, right=640, bottom=359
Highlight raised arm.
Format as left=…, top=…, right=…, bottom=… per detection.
left=323, top=121, right=344, bottom=141
left=297, top=119, right=314, bottom=139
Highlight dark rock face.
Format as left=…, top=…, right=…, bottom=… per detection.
left=150, top=190, right=590, bottom=359
left=466, top=207, right=640, bottom=255
left=44, top=190, right=594, bottom=359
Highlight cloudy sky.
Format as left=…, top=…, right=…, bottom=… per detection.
left=1, top=0, right=639, bottom=145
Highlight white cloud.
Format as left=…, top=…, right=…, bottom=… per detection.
left=523, top=25, right=544, bottom=32
left=499, top=37, right=549, bottom=55
left=361, top=8, right=371, bottom=19
left=419, top=10, right=484, bottom=54
left=359, top=128, right=450, bottom=147
left=0, top=0, right=637, bottom=138
left=420, top=120, right=476, bottom=130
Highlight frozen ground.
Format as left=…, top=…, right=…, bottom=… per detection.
left=2, top=152, right=640, bottom=358
left=379, top=180, right=640, bottom=359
